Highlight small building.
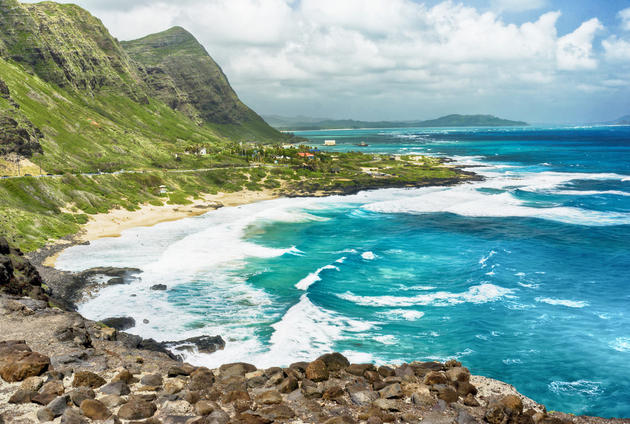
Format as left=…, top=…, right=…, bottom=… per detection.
left=298, top=152, right=315, bottom=159
left=324, top=140, right=336, bottom=146
left=282, top=144, right=296, bottom=149
left=199, top=147, right=207, bottom=156
left=159, top=185, right=169, bottom=194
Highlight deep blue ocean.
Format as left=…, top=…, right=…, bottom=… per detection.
left=56, top=126, right=630, bottom=418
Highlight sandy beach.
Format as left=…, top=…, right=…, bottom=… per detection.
left=42, top=189, right=280, bottom=267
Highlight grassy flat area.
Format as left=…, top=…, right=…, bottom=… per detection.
left=0, top=146, right=469, bottom=252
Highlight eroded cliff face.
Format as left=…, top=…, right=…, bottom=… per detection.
left=121, top=26, right=276, bottom=129
left=0, top=0, right=148, bottom=102
left=0, top=77, right=43, bottom=157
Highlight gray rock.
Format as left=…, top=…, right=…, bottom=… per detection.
left=100, top=381, right=131, bottom=396
left=372, top=398, right=400, bottom=411
left=101, top=316, right=136, bottom=331
left=37, top=407, right=54, bottom=422
left=349, top=390, right=378, bottom=406
left=140, top=373, right=163, bottom=387
left=379, top=383, right=403, bottom=399
left=47, top=395, right=69, bottom=417
left=107, top=277, right=124, bottom=285
left=151, top=284, right=167, bottom=290
left=69, top=387, right=95, bottom=407
left=61, top=408, right=87, bottom=424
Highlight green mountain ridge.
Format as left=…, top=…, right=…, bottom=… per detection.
left=264, top=114, right=528, bottom=131
left=0, top=0, right=290, bottom=171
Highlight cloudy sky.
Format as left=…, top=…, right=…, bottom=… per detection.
left=27, top=0, right=630, bottom=123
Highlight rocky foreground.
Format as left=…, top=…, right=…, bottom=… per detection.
left=1, top=238, right=628, bottom=424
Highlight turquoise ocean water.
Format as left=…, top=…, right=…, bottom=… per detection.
left=56, top=126, right=630, bottom=417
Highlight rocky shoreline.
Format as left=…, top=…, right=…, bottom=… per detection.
left=2, top=237, right=629, bottom=423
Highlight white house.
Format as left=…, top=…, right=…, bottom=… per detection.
left=324, top=140, right=336, bottom=146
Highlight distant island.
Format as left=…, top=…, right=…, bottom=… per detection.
left=596, top=114, right=630, bottom=126
left=264, top=114, right=529, bottom=131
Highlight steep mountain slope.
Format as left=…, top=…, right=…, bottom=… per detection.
left=0, top=0, right=287, bottom=174
left=121, top=26, right=286, bottom=141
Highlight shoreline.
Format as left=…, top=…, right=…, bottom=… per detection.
left=40, top=189, right=281, bottom=268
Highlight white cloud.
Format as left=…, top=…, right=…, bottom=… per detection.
left=603, top=36, right=630, bottom=62
left=619, top=7, right=630, bottom=31
left=557, top=18, right=603, bottom=70
left=21, top=0, right=630, bottom=122
left=491, top=0, right=547, bottom=13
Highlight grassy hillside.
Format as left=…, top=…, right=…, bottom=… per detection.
left=122, top=26, right=289, bottom=142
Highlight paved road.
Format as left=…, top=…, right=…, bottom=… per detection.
left=1, top=163, right=286, bottom=180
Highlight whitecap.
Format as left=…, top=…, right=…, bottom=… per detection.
left=337, top=284, right=514, bottom=307
left=295, top=264, right=340, bottom=290
left=535, top=297, right=589, bottom=308
left=380, top=309, right=425, bottom=321
left=362, top=251, right=376, bottom=260
left=610, top=337, right=630, bottom=352
left=374, top=335, right=398, bottom=345
left=548, top=380, right=603, bottom=396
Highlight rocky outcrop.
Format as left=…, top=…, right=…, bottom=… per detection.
left=0, top=77, right=44, bottom=157
left=0, top=237, right=47, bottom=301
left=0, top=0, right=147, bottom=101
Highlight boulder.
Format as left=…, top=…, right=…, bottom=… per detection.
left=69, top=388, right=95, bottom=407
left=446, top=367, right=470, bottom=383
left=140, top=373, right=163, bottom=387
left=434, top=384, right=458, bottom=403
left=73, top=371, right=106, bottom=388
left=9, top=389, right=34, bottom=404
left=188, top=368, right=215, bottom=391
left=60, top=408, right=88, bottom=424
left=150, top=284, right=167, bottom=290
left=347, top=363, right=376, bottom=376
left=377, top=366, right=395, bottom=377
left=317, top=352, right=350, bottom=371
left=219, top=362, right=256, bottom=378
left=101, top=317, right=136, bottom=331
left=117, top=399, right=157, bottom=420
left=80, top=399, right=111, bottom=421
left=48, top=395, right=70, bottom=417
left=0, top=341, right=50, bottom=382
left=195, top=400, right=216, bottom=416
left=278, top=376, right=298, bottom=393
left=372, top=398, right=400, bottom=412
left=112, top=369, right=136, bottom=384
left=166, top=335, right=226, bottom=355
left=349, top=389, right=379, bottom=406
left=37, top=407, right=55, bottom=422
left=501, top=395, right=524, bottom=415
left=379, top=383, right=403, bottom=399
left=423, top=371, right=448, bottom=386
left=305, top=359, right=329, bottom=382
left=100, top=381, right=131, bottom=396
left=255, top=390, right=282, bottom=405
left=258, top=404, right=296, bottom=421
left=100, top=394, right=126, bottom=408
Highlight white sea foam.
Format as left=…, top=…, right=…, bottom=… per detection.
left=337, top=283, right=514, bottom=307
left=479, top=250, right=497, bottom=267
left=374, top=335, right=398, bottom=345
left=549, top=380, right=603, bottom=396
left=359, top=168, right=630, bottom=226
left=380, top=309, right=425, bottom=321
left=535, top=297, right=589, bottom=308
left=295, top=264, right=340, bottom=290
left=362, top=251, right=376, bottom=260
left=610, top=337, right=630, bottom=352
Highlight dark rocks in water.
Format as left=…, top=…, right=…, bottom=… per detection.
left=106, top=277, right=124, bottom=285
left=150, top=284, right=167, bottom=291
left=162, top=335, right=226, bottom=355
left=101, top=316, right=136, bottom=331
left=317, top=352, right=350, bottom=371
left=79, top=267, right=142, bottom=279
